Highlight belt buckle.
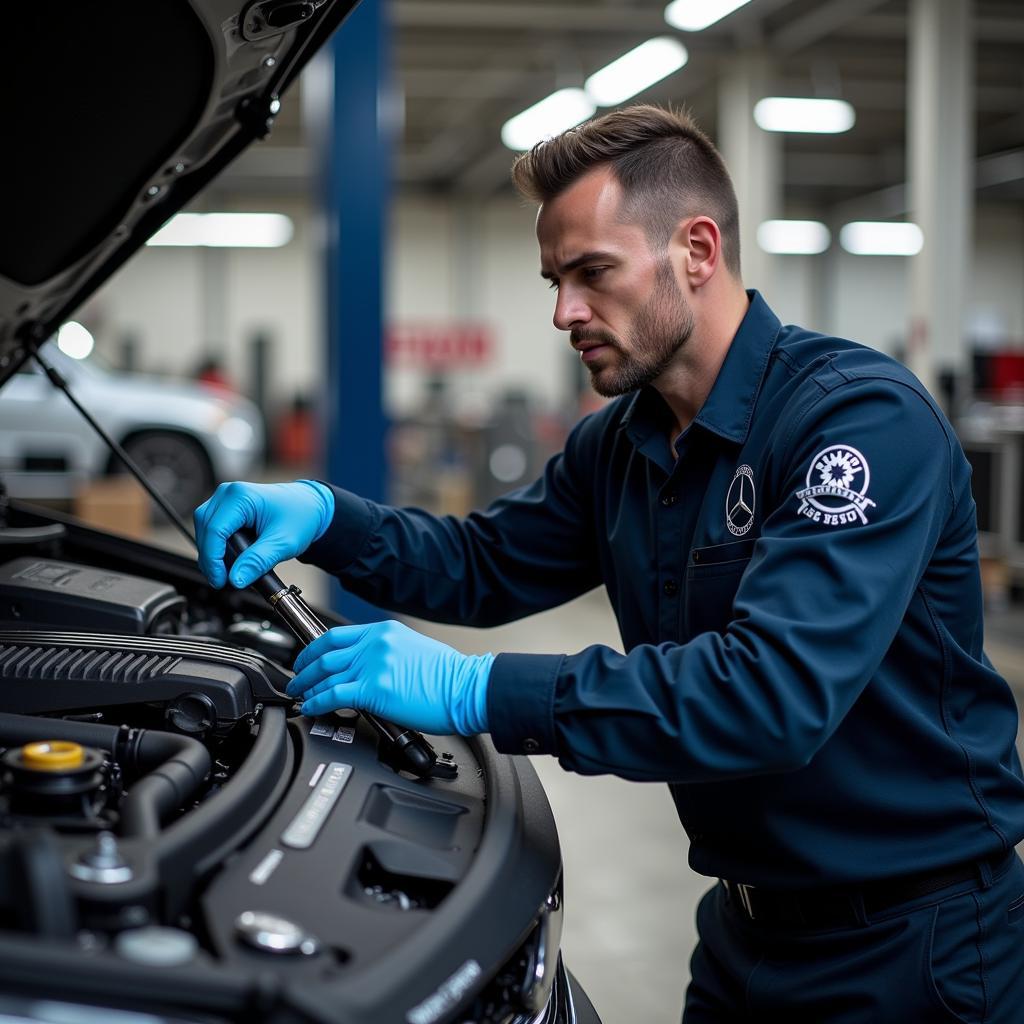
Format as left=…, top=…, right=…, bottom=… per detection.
left=724, top=879, right=757, bottom=919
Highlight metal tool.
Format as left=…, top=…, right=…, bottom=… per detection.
left=226, top=532, right=455, bottom=780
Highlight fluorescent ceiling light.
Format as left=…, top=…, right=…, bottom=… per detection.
left=839, top=222, right=924, bottom=256
left=585, top=37, right=688, bottom=107
left=664, top=0, right=752, bottom=31
left=753, top=97, right=855, bottom=134
left=757, top=220, right=831, bottom=255
left=56, top=321, right=95, bottom=360
left=501, top=88, right=596, bottom=151
left=147, top=213, right=294, bottom=248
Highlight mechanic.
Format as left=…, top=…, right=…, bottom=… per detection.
left=194, top=105, right=1024, bottom=1022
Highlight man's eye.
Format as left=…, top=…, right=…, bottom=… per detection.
left=547, top=279, right=559, bottom=290
left=583, top=266, right=607, bottom=281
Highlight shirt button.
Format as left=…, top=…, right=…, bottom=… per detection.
left=660, top=494, right=677, bottom=507
left=522, top=738, right=540, bottom=754
left=663, top=579, right=679, bottom=596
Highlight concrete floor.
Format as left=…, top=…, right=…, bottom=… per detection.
left=153, top=530, right=1024, bottom=1024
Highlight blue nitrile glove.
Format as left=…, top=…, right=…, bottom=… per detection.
left=193, top=480, right=335, bottom=589
left=286, top=620, right=494, bottom=736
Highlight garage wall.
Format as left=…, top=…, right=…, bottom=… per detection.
left=90, top=196, right=321, bottom=411
left=87, top=195, right=1024, bottom=421
left=387, top=197, right=574, bottom=416
left=388, top=196, right=1024, bottom=412
left=970, top=204, right=1024, bottom=344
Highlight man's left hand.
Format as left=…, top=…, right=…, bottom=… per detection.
left=286, top=621, right=494, bottom=737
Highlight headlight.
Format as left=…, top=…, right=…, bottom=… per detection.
left=463, top=882, right=566, bottom=1022
left=217, top=416, right=256, bottom=451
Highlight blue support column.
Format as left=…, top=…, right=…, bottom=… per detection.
left=323, top=0, right=391, bottom=622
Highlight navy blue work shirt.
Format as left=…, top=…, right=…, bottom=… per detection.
left=305, top=291, right=1024, bottom=888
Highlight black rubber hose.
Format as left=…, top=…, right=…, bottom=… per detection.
left=0, top=713, right=211, bottom=838
left=0, top=712, right=120, bottom=750
left=120, top=731, right=212, bottom=838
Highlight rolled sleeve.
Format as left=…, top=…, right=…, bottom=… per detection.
left=487, top=652, right=563, bottom=756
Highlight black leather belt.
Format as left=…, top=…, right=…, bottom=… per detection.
left=721, top=851, right=1011, bottom=927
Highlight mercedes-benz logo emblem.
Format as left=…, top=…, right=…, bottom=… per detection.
left=725, top=464, right=756, bottom=536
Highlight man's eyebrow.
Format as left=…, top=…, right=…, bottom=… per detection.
left=540, top=251, right=617, bottom=280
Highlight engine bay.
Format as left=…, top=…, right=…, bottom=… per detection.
left=0, top=505, right=566, bottom=1024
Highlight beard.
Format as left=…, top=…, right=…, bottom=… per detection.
left=572, top=259, right=694, bottom=398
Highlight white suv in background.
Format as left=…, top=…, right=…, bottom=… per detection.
left=0, top=340, right=263, bottom=516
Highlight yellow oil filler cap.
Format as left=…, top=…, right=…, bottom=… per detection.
left=20, top=741, right=85, bottom=771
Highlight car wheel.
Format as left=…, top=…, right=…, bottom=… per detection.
left=117, top=431, right=215, bottom=520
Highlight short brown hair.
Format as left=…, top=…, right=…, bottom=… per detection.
left=511, top=104, right=741, bottom=276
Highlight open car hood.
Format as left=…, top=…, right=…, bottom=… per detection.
left=1, top=0, right=358, bottom=388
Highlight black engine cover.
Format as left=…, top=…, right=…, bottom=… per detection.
left=0, top=631, right=290, bottom=723
left=0, top=557, right=185, bottom=635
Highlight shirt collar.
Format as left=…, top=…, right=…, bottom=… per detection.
left=620, top=289, right=781, bottom=451
left=694, top=289, right=781, bottom=444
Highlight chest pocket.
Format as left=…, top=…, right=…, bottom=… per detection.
left=685, top=537, right=756, bottom=637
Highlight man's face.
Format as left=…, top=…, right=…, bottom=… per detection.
left=537, top=166, right=694, bottom=397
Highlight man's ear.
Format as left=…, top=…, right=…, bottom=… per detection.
left=674, top=216, right=722, bottom=287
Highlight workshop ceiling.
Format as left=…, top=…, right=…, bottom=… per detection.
left=215, top=0, right=1024, bottom=211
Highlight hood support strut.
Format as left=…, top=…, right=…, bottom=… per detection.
left=29, top=340, right=197, bottom=550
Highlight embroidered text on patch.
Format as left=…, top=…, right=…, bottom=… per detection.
left=795, top=444, right=876, bottom=526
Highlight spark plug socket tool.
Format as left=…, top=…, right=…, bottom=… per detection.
left=225, top=531, right=454, bottom=780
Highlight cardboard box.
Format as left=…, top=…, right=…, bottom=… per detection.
left=74, top=477, right=150, bottom=540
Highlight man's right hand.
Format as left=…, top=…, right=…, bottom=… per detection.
left=193, top=480, right=335, bottom=589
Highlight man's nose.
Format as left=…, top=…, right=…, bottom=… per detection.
left=553, top=286, right=591, bottom=331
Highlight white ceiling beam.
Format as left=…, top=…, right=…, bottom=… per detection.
left=829, top=146, right=1024, bottom=220
left=770, top=79, right=1023, bottom=113
left=391, top=2, right=667, bottom=32
left=975, top=147, right=1024, bottom=190
left=980, top=111, right=1024, bottom=152
left=855, top=12, right=1024, bottom=42
left=454, top=145, right=520, bottom=195
left=400, top=68, right=557, bottom=100
left=784, top=152, right=894, bottom=188
left=770, top=0, right=892, bottom=54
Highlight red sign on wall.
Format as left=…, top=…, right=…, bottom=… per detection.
left=386, top=323, right=494, bottom=367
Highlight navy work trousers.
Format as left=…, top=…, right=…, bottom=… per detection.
left=683, top=853, right=1024, bottom=1022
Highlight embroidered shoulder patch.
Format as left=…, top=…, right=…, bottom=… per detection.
left=795, top=444, right=876, bottom=527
